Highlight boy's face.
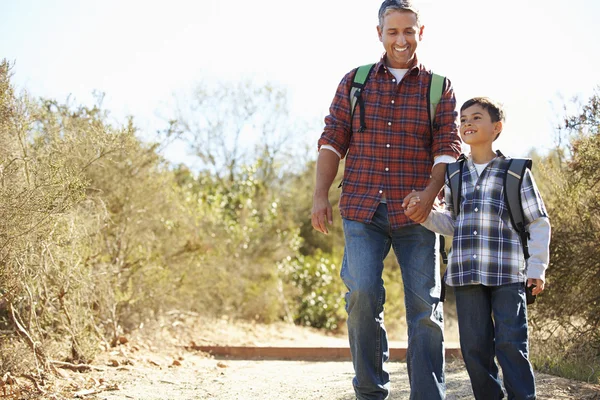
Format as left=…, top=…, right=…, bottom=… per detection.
left=459, top=104, right=503, bottom=147
left=377, top=10, right=423, bottom=69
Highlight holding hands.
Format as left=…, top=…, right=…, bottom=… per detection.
left=402, top=189, right=436, bottom=223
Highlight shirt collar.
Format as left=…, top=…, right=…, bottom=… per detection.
left=465, top=150, right=506, bottom=170
left=375, top=53, right=423, bottom=76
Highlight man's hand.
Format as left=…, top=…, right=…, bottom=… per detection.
left=527, top=278, right=545, bottom=296
left=402, top=189, right=437, bottom=223
left=312, top=193, right=333, bottom=234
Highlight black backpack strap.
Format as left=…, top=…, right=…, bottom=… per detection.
left=439, top=155, right=466, bottom=268
left=446, top=154, right=466, bottom=218
left=439, top=235, right=448, bottom=265
left=349, top=64, right=375, bottom=133
left=504, top=158, right=533, bottom=260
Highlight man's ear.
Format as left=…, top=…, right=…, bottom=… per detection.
left=418, top=25, right=425, bottom=40
left=377, top=25, right=383, bottom=42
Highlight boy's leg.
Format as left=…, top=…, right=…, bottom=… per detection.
left=491, top=283, right=536, bottom=400
left=393, top=226, right=445, bottom=400
left=341, top=204, right=392, bottom=400
left=454, top=284, right=504, bottom=400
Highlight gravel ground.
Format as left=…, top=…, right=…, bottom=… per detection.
left=33, top=315, right=600, bottom=399
left=89, top=354, right=600, bottom=400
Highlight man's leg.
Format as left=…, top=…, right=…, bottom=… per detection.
left=454, top=284, right=504, bottom=400
left=392, top=226, right=445, bottom=400
left=341, top=204, right=392, bottom=400
left=492, top=283, right=536, bottom=400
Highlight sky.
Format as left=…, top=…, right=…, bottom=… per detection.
left=2, top=0, right=600, bottom=165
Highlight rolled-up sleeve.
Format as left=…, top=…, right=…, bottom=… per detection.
left=318, top=73, right=354, bottom=159
left=431, top=77, right=462, bottom=159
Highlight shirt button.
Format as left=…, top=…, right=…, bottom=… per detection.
left=386, top=144, right=391, bottom=148
left=391, top=100, right=395, bottom=104
left=392, top=79, right=396, bottom=82
left=473, top=231, right=478, bottom=235
left=379, top=190, right=383, bottom=194
left=473, top=255, right=477, bottom=259
left=385, top=167, right=389, bottom=172
left=388, top=122, right=392, bottom=126
left=474, top=207, right=479, bottom=212
left=476, top=185, right=481, bottom=190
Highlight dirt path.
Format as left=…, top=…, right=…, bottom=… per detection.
left=37, top=315, right=600, bottom=399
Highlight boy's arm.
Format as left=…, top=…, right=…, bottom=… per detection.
left=408, top=185, right=456, bottom=236
left=525, top=217, right=551, bottom=283
left=421, top=209, right=455, bottom=236
left=521, top=169, right=551, bottom=289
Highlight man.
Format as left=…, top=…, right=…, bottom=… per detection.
left=311, top=1, right=461, bottom=399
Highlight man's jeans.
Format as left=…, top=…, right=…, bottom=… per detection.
left=341, top=204, right=445, bottom=400
left=454, top=283, right=536, bottom=400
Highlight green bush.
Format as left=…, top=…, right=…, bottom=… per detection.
left=279, top=249, right=346, bottom=331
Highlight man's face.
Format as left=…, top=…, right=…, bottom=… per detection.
left=377, top=10, right=423, bottom=69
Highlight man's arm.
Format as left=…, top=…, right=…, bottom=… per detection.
left=311, top=149, right=341, bottom=234
left=403, top=162, right=447, bottom=223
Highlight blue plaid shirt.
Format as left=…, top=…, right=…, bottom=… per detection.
left=422, top=155, right=550, bottom=286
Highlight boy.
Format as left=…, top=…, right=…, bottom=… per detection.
left=405, top=97, right=551, bottom=399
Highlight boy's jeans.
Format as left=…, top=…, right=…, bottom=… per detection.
left=341, top=204, right=445, bottom=400
left=454, top=283, right=536, bottom=400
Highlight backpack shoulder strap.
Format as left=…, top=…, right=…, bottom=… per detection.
left=446, top=154, right=466, bottom=217
left=503, top=158, right=533, bottom=259
left=428, top=73, right=445, bottom=130
left=350, top=63, right=376, bottom=133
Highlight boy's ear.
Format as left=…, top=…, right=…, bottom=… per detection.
left=418, top=25, right=425, bottom=40
left=493, top=121, right=503, bottom=140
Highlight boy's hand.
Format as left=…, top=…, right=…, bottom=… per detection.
left=527, top=278, right=544, bottom=296
left=403, top=189, right=436, bottom=223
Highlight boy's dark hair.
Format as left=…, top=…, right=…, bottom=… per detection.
left=378, top=0, right=421, bottom=27
left=461, top=97, right=505, bottom=140
left=460, top=97, right=505, bottom=123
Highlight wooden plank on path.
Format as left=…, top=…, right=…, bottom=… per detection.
left=185, top=345, right=462, bottom=361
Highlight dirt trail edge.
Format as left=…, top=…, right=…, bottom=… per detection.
left=38, top=316, right=600, bottom=399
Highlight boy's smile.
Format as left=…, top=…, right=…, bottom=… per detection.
left=459, top=104, right=502, bottom=146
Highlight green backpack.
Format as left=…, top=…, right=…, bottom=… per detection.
left=339, top=64, right=445, bottom=189
left=349, top=63, right=445, bottom=132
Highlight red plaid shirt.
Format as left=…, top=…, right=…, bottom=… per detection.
left=318, top=56, right=461, bottom=229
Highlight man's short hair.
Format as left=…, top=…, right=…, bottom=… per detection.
left=378, top=0, right=421, bottom=27
left=460, top=97, right=505, bottom=123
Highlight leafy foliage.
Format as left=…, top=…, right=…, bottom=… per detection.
left=528, top=89, right=600, bottom=383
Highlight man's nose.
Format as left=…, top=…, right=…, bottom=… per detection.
left=395, top=35, right=407, bottom=45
